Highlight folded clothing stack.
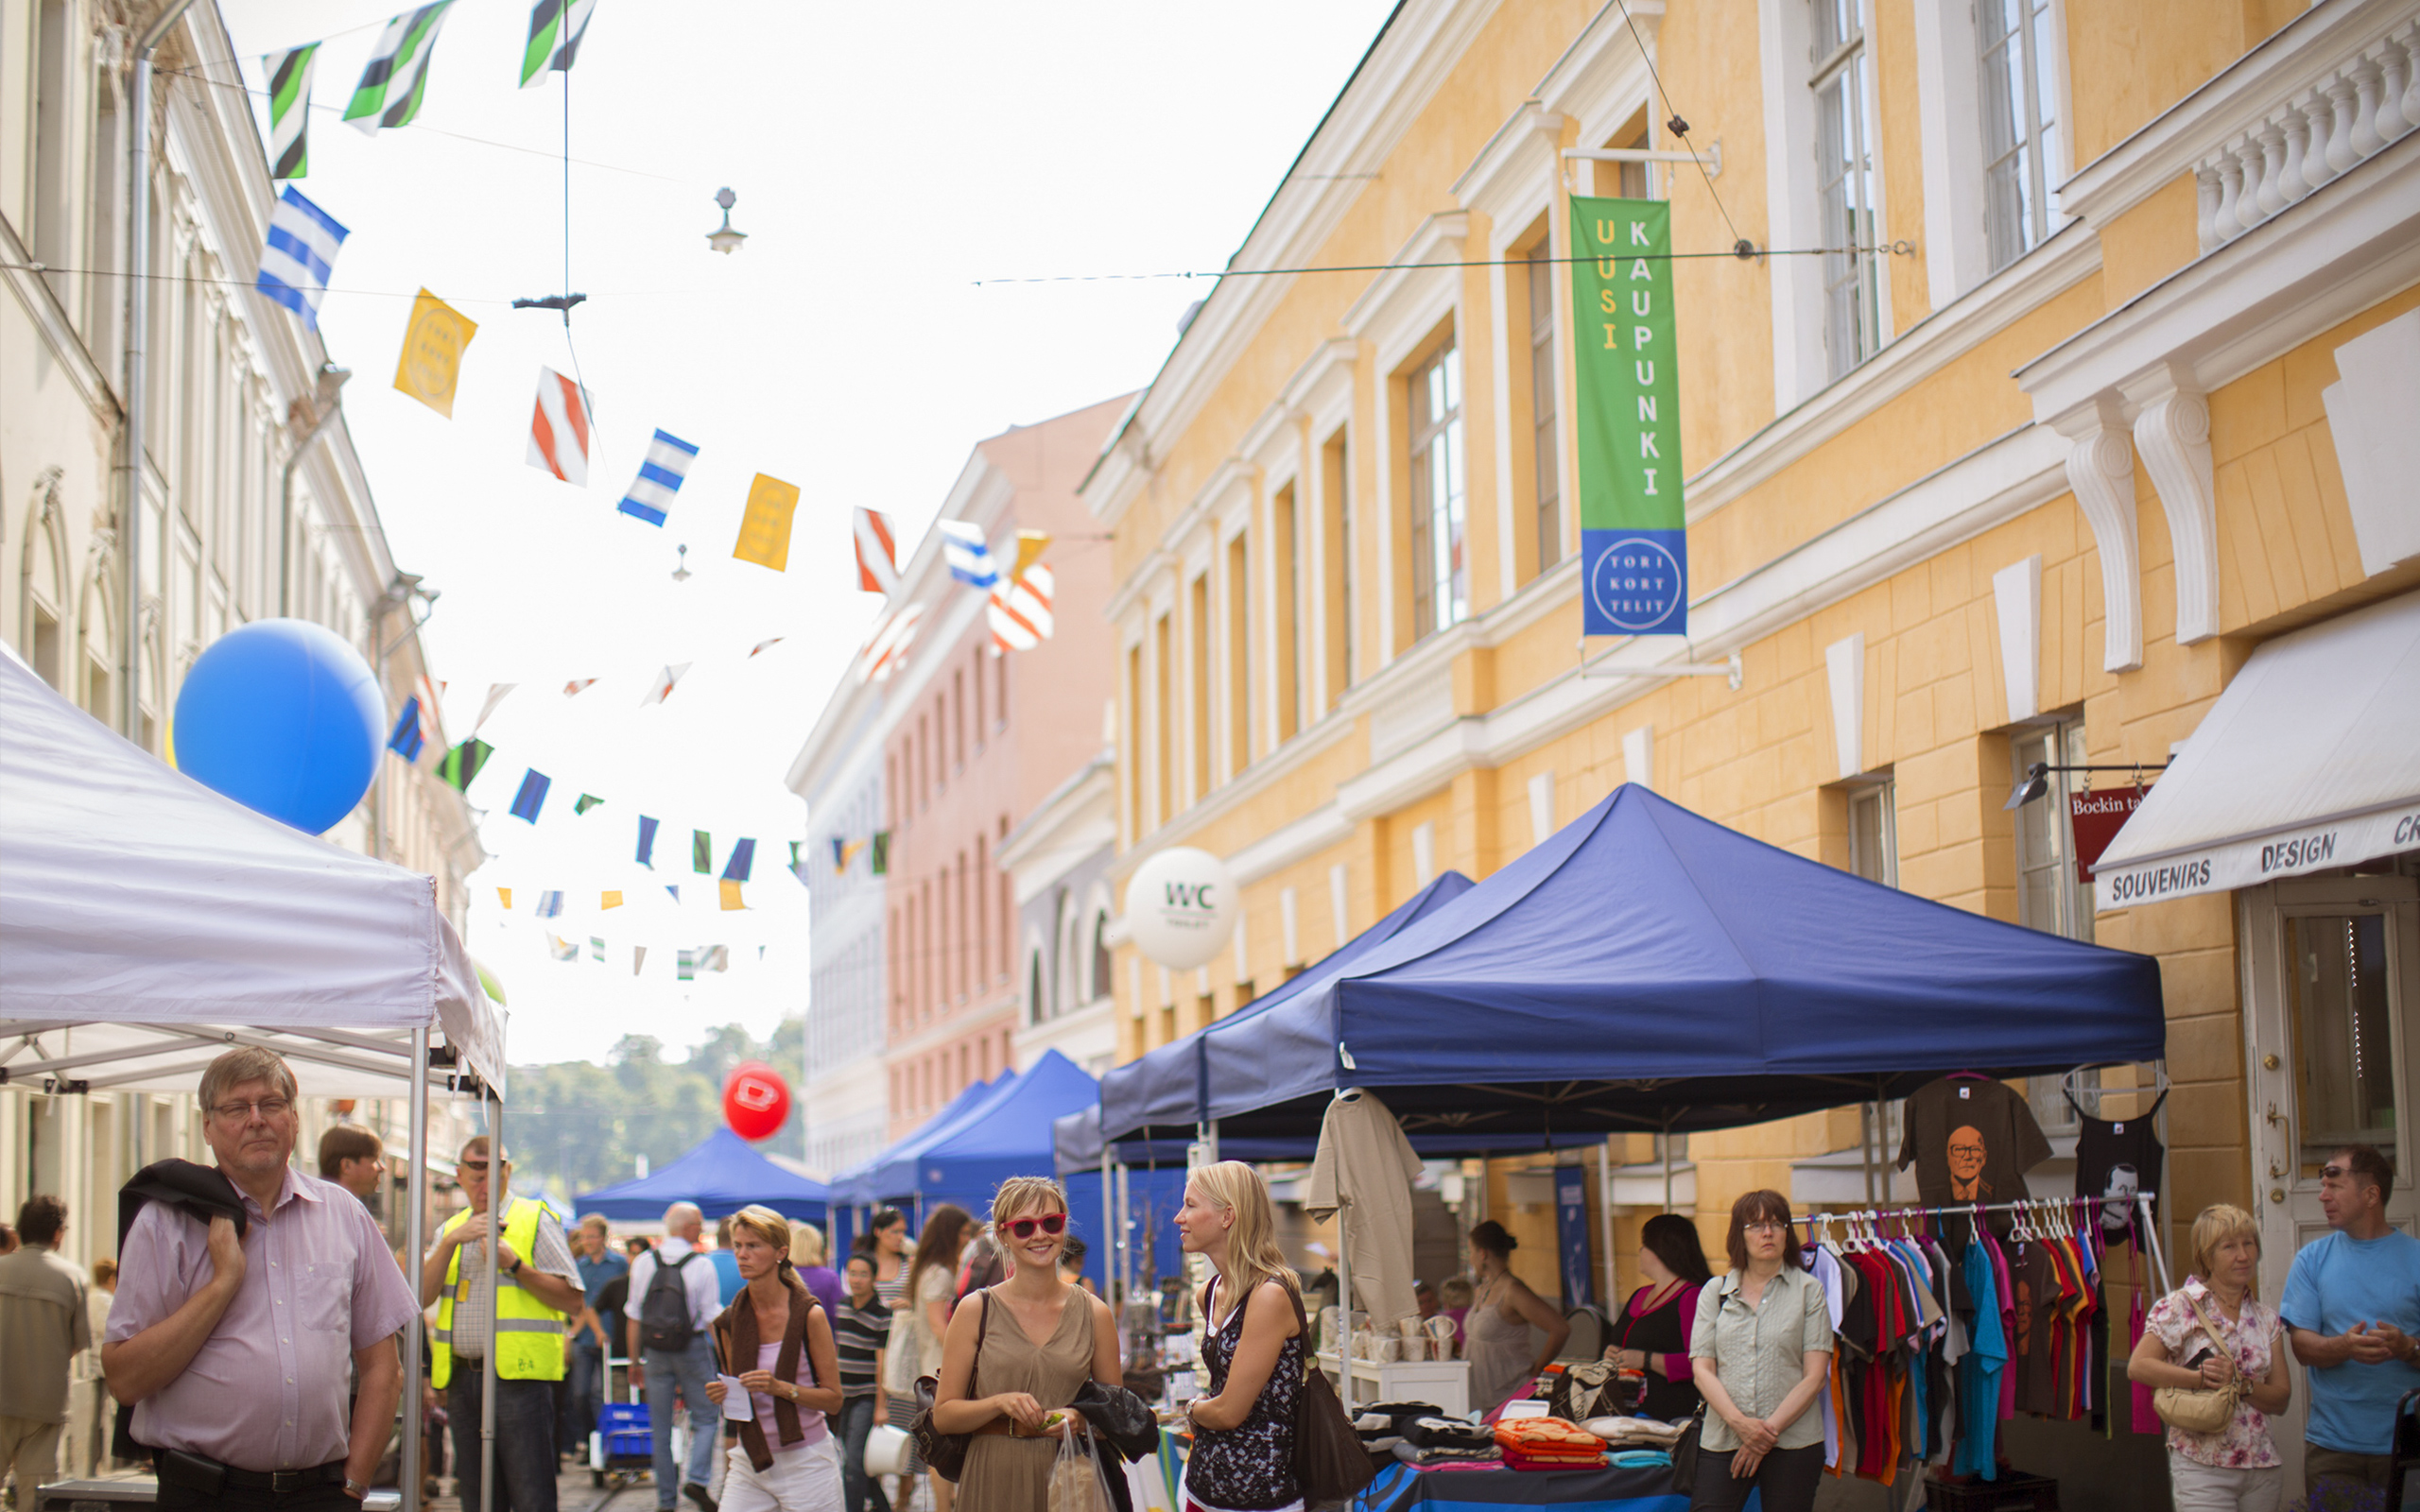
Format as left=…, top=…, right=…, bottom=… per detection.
left=1354, top=1401, right=1454, bottom=1455
left=1392, top=1442, right=1503, bottom=1469
left=1581, top=1416, right=1686, bottom=1448
left=1493, top=1416, right=1606, bottom=1471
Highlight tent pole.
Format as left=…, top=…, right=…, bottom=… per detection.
left=1335, top=1195, right=1353, bottom=1414
left=1597, top=1138, right=1616, bottom=1310
left=401, top=1029, right=428, bottom=1512
left=1099, top=1141, right=1114, bottom=1308
left=481, top=1085, right=498, bottom=1512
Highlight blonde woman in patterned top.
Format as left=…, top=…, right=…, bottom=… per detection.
left=2128, top=1205, right=2292, bottom=1511
left=1175, top=1161, right=1306, bottom=1512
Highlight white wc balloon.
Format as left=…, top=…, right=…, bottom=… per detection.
left=1122, top=846, right=1237, bottom=971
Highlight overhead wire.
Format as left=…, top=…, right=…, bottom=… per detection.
left=970, top=245, right=1909, bottom=285
left=1613, top=0, right=1752, bottom=254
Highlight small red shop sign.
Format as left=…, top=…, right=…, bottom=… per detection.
left=2070, top=787, right=2148, bottom=884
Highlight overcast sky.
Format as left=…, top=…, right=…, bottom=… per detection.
left=223, top=0, right=1398, bottom=1063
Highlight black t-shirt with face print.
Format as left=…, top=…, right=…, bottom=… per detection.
left=2072, top=1091, right=2166, bottom=1250
left=1896, top=1076, right=2053, bottom=1210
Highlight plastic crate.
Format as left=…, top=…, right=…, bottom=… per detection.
left=599, top=1402, right=653, bottom=1462
left=1923, top=1470, right=2059, bottom=1512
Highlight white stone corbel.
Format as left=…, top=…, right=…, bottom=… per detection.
left=1824, top=633, right=1865, bottom=779
left=2055, top=400, right=2143, bottom=673
left=1991, top=557, right=2044, bottom=723
left=2128, top=363, right=2220, bottom=645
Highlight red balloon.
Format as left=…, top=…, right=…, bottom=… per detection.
left=722, top=1061, right=791, bottom=1142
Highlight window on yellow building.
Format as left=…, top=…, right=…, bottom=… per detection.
left=1848, top=781, right=1897, bottom=887
left=1227, top=533, right=1251, bottom=774
left=1127, top=643, right=1143, bottom=833
left=1525, top=239, right=1563, bottom=577
left=1192, top=572, right=1213, bottom=799
left=1322, top=429, right=1353, bottom=707
left=1276, top=482, right=1305, bottom=743
left=1155, top=610, right=1174, bottom=826
left=1811, top=0, right=1884, bottom=378
left=1408, top=342, right=1467, bottom=638
left=1979, top=0, right=2061, bottom=271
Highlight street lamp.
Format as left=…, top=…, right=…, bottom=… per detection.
left=706, top=187, right=748, bottom=254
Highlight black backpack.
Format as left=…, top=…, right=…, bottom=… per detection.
left=639, top=1249, right=699, bottom=1351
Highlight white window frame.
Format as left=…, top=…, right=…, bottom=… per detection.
left=1976, top=0, right=2067, bottom=272
left=1847, top=779, right=1898, bottom=888
left=1406, top=339, right=1469, bottom=641
left=1811, top=0, right=1886, bottom=380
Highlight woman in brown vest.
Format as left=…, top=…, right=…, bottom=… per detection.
left=706, top=1205, right=845, bottom=1512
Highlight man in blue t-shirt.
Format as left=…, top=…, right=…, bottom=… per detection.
left=2282, top=1143, right=2420, bottom=1502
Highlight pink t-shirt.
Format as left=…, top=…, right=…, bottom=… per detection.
left=746, top=1339, right=829, bottom=1449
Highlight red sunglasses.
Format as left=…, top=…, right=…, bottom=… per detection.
left=1004, top=1213, right=1067, bottom=1240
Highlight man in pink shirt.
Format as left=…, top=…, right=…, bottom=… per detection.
left=102, top=1047, right=418, bottom=1509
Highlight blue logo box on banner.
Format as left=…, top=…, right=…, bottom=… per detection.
left=1583, top=529, right=1687, bottom=637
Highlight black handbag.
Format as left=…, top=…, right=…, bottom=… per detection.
left=1668, top=1403, right=1707, bottom=1494
left=1286, top=1289, right=1377, bottom=1510
left=910, top=1290, right=988, bottom=1483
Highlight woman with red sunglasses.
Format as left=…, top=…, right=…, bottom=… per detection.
left=931, top=1177, right=1121, bottom=1511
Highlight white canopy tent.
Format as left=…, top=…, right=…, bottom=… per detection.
left=0, top=644, right=505, bottom=1511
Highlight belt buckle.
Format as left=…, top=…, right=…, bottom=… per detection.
left=272, top=1469, right=304, bottom=1493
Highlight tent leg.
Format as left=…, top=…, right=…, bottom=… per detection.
left=1335, top=1194, right=1353, bottom=1415
left=481, top=1086, right=498, bottom=1512
left=1597, top=1139, right=1616, bottom=1310
left=1099, top=1143, right=1114, bottom=1309
left=401, top=1029, right=428, bottom=1512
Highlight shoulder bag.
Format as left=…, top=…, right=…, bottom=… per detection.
left=2152, top=1291, right=2242, bottom=1436
left=911, top=1289, right=989, bottom=1482
left=1283, top=1286, right=1377, bottom=1510
left=1668, top=1403, right=1707, bottom=1493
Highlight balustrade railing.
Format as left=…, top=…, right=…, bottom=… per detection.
left=2194, top=16, right=2420, bottom=252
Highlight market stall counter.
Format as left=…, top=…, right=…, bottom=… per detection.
left=1357, top=1460, right=1689, bottom=1512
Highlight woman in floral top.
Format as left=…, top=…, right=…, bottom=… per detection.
left=2126, top=1205, right=2293, bottom=1511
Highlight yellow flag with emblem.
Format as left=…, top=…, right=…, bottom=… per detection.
left=391, top=288, right=478, bottom=418
left=732, top=473, right=801, bottom=571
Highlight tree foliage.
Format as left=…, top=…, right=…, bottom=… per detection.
left=505, top=1016, right=804, bottom=1203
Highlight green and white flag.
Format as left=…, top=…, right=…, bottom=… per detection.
left=344, top=2, right=455, bottom=136
left=263, top=43, right=318, bottom=180
left=1569, top=196, right=1687, bottom=637
left=520, top=0, right=597, bottom=88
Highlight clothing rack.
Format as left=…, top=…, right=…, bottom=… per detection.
left=1800, top=1191, right=2172, bottom=1297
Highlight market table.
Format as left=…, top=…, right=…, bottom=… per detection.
left=1354, top=1460, right=1691, bottom=1512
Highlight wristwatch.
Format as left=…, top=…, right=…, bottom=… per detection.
left=344, top=1476, right=366, bottom=1499
left=506, top=1256, right=523, bottom=1278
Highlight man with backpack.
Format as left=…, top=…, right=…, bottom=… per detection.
left=626, top=1203, right=723, bottom=1512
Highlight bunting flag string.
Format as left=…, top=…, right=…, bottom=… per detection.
left=987, top=563, right=1054, bottom=654
left=732, top=474, right=801, bottom=571
left=940, top=520, right=999, bottom=588
left=263, top=44, right=318, bottom=179
left=436, top=737, right=492, bottom=791
left=574, top=794, right=605, bottom=815
left=386, top=696, right=428, bottom=762
left=343, top=3, right=455, bottom=136
left=254, top=187, right=348, bottom=331
left=519, top=0, right=597, bottom=87
left=509, top=768, right=551, bottom=822
left=473, top=682, right=518, bottom=731
left=527, top=366, right=593, bottom=485
left=392, top=288, right=477, bottom=418
left=617, top=429, right=699, bottom=526
left=636, top=815, right=659, bottom=867
left=854, top=507, right=900, bottom=594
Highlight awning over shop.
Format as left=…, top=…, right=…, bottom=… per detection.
left=576, top=1127, right=832, bottom=1220
left=2093, top=588, right=2420, bottom=909
left=1201, top=783, right=2165, bottom=1141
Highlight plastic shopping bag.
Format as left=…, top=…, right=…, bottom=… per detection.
left=1047, top=1423, right=1115, bottom=1512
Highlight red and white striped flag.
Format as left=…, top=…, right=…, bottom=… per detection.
left=853, top=507, right=899, bottom=594
left=856, top=602, right=924, bottom=684
left=527, top=366, right=591, bottom=485
left=413, top=673, right=444, bottom=760
left=988, top=564, right=1055, bottom=653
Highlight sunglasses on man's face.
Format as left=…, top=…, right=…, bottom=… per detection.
left=1003, top=1213, right=1067, bottom=1241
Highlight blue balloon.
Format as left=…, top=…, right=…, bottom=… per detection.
left=172, top=618, right=384, bottom=835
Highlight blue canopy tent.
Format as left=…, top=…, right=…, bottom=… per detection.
left=576, top=1127, right=833, bottom=1220
left=898, top=1049, right=1099, bottom=1211
left=1097, top=869, right=1478, bottom=1145
left=1192, top=783, right=2166, bottom=1142
left=831, top=1072, right=1010, bottom=1210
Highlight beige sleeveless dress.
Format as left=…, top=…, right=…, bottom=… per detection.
left=956, top=1286, right=1097, bottom=1512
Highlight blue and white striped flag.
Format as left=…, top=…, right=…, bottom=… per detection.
left=939, top=520, right=998, bottom=589
left=254, top=186, right=347, bottom=329
left=617, top=429, right=699, bottom=526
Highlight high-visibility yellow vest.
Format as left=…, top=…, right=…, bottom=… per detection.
left=431, top=1195, right=566, bottom=1387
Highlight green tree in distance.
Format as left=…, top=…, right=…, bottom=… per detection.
left=507, top=1016, right=804, bottom=1204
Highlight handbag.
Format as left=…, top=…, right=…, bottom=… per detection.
left=2152, top=1291, right=2243, bottom=1436
left=911, top=1290, right=989, bottom=1482
left=1285, top=1287, right=1378, bottom=1510
left=1668, top=1404, right=1706, bottom=1494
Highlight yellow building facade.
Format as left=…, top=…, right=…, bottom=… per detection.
left=1086, top=0, right=2420, bottom=1471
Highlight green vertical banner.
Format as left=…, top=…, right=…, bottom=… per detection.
left=1570, top=196, right=1686, bottom=636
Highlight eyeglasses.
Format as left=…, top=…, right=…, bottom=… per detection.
left=1003, top=1213, right=1067, bottom=1241
left=211, top=1098, right=293, bottom=1122
left=2321, top=1164, right=2349, bottom=1180
left=459, top=1160, right=493, bottom=1174
left=1743, top=1221, right=1789, bottom=1235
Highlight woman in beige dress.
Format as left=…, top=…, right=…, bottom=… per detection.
left=1463, top=1220, right=1570, bottom=1412
left=931, top=1177, right=1122, bottom=1512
